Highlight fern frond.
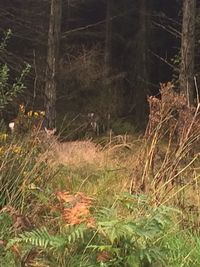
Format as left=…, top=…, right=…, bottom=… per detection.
left=7, top=225, right=87, bottom=251
left=7, top=227, right=65, bottom=250
left=67, top=224, right=85, bottom=244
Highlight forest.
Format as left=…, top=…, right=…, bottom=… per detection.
left=1, top=0, right=200, bottom=266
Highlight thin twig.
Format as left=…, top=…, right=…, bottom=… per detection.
left=194, top=76, right=199, bottom=105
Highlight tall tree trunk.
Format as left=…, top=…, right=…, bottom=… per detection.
left=134, top=0, right=148, bottom=127
left=179, top=0, right=196, bottom=105
left=66, top=0, right=71, bottom=29
left=104, top=0, right=112, bottom=129
left=45, top=0, right=62, bottom=129
left=104, top=0, right=112, bottom=82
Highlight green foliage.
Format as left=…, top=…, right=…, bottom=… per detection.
left=164, top=231, right=200, bottom=267
left=0, top=133, right=57, bottom=208
left=90, top=196, right=176, bottom=267
left=0, top=30, right=30, bottom=111
left=1, top=123, right=200, bottom=266
left=0, top=212, right=16, bottom=267
left=6, top=225, right=89, bottom=266
left=7, top=224, right=86, bottom=251
left=0, top=211, right=13, bottom=241
left=0, top=29, right=12, bottom=50
left=5, top=194, right=181, bottom=267
left=0, top=63, right=31, bottom=110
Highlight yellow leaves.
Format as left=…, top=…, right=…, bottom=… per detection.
left=27, top=110, right=33, bottom=117
left=13, top=106, right=45, bottom=133
left=12, top=145, right=22, bottom=154
left=27, top=183, right=37, bottom=190
left=0, top=132, right=8, bottom=142
left=0, top=145, right=7, bottom=155
left=39, top=111, right=45, bottom=116
left=0, top=144, right=22, bottom=156
left=19, top=104, right=25, bottom=114
left=19, top=102, right=45, bottom=118
left=27, top=110, right=45, bottom=118
left=34, top=112, right=39, bottom=117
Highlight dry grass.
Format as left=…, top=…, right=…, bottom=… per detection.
left=57, top=140, right=102, bottom=165
left=42, top=133, right=142, bottom=170
left=4, top=82, right=200, bottom=224
left=47, top=140, right=102, bottom=167
left=128, top=83, right=200, bottom=220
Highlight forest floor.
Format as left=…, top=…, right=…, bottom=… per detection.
left=1, top=132, right=200, bottom=266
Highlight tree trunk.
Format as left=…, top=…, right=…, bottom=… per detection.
left=179, top=0, right=196, bottom=105
left=103, top=0, right=113, bottom=130
left=134, top=0, right=149, bottom=127
left=104, top=0, right=112, bottom=82
left=44, top=0, right=62, bottom=129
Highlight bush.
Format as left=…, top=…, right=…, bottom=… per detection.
left=5, top=193, right=180, bottom=267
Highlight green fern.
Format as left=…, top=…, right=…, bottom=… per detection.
left=7, top=224, right=86, bottom=251
left=91, top=196, right=178, bottom=266
left=5, top=194, right=181, bottom=267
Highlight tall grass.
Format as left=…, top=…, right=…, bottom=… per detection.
left=131, top=83, right=200, bottom=211
left=1, top=83, right=200, bottom=266
left=0, top=132, right=57, bottom=209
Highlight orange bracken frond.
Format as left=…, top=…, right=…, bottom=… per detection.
left=55, top=191, right=95, bottom=227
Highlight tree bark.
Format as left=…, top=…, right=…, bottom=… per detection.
left=134, top=0, right=149, bottom=127
left=104, top=0, right=112, bottom=82
left=179, top=0, right=196, bottom=105
left=45, top=0, right=62, bottom=129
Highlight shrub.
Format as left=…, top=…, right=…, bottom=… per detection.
left=5, top=193, right=179, bottom=267
left=0, top=29, right=30, bottom=132
left=130, top=82, right=200, bottom=206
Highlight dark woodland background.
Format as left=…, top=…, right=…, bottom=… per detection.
left=0, top=0, right=198, bottom=136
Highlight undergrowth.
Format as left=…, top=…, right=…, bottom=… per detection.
left=1, top=83, right=200, bottom=266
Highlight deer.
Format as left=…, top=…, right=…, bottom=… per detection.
left=8, top=117, right=56, bottom=137
left=8, top=113, right=100, bottom=166
left=87, top=112, right=111, bottom=136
